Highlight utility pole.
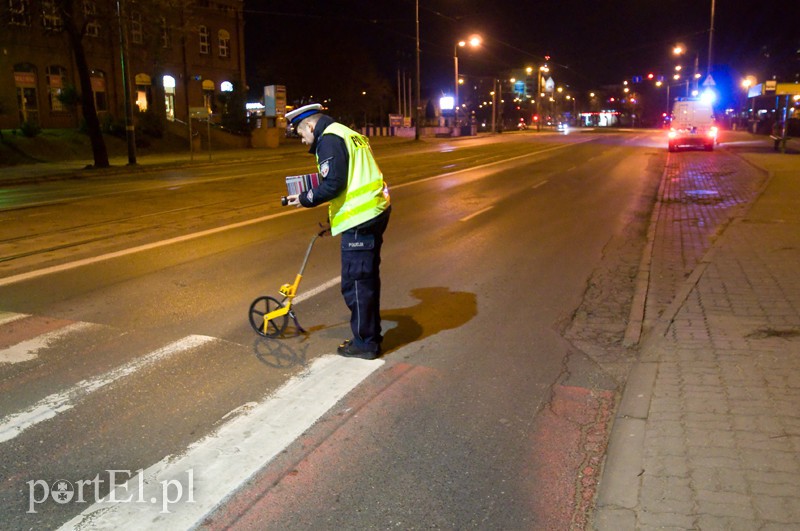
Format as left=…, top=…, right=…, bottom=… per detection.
left=707, top=0, right=716, bottom=75
left=116, top=0, right=136, bottom=164
left=491, top=78, right=497, bottom=133
left=414, top=0, right=421, bottom=141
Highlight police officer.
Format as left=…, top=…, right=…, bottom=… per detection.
left=285, top=103, right=391, bottom=360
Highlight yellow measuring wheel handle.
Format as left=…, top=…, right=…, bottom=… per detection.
left=279, top=274, right=303, bottom=299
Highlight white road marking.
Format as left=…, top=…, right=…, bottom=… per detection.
left=58, top=354, right=384, bottom=530
left=0, top=209, right=297, bottom=288
left=391, top=139, right=588, bottom=191
left=0, top=322, right=93, bottom=365
left=0, top=139, right=592, bottom=288
left=0, top=335, right=214, bottom=443
left=0, top=312, right=29, bottom=326
left=460, top=206, right=495, bottom=222
left=294, top=275, right=340, bottom=304
left=532, top=180, right=548, bottom=190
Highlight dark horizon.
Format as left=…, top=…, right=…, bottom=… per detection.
left=243, top=0, right=799, bottom=110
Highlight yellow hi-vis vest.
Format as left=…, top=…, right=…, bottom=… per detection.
left=318, top=123, right=390, bottom=236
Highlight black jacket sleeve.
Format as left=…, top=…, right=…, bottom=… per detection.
left=299, top=122, right=349, bottom=208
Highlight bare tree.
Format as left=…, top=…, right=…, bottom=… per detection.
left=56, top=0, right=109, bottom=167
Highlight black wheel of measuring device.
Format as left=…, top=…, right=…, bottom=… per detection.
left=248, top=296, right=288, bottom=337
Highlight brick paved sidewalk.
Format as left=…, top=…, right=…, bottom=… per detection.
left=595, top=139, right=800, bottom=529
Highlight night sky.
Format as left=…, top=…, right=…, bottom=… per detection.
left=243, top=0, right=799, bottom=109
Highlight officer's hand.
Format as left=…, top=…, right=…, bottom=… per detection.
left=286, top=194, right=301, bottom=207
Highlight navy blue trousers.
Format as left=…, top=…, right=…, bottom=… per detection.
left=340, top=207, right=391, bottom=352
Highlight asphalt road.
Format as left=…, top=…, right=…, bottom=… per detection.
left=0, top=130, right=665, bottom=529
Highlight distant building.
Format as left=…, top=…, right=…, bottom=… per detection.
left=0, top=0, right=245, bottom=130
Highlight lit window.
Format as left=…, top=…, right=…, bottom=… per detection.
left=218, top=29, right=230, bottom=58
left=14, top=65, right=39, bottom=124
left=202, top=79, right=215, bottom=113
left=134, top=73, right=151, bottom=112
left=46, top=65, right=67, bottom=112
left=163, top=75, right=176, bottom=121
left=90, top=70, right=107, bottom=111
left=199, top=25, right=209, bottom=55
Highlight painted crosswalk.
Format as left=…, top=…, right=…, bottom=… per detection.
left=0, top=333, right=215, bottom=443
left=0, top=321, right=94, bottom=364
left=58, top=354, right=383, bottom=530
left=0, top=311, right=384, bottom=529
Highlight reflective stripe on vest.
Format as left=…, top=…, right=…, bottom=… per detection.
left=318, top=123, right=390, bottom=235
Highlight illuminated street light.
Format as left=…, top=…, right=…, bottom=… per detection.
left=535, top=63, right=550, bottom=131
left=672, top=44, right=698, bottom=95
left=454, top=34, right=482, bottom=127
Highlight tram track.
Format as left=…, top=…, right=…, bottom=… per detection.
left=0, top=194, right=278, bottom=265
left=1, top=135, right=598, bottom=275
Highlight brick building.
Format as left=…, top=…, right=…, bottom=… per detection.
left=0, top=0, right=245, bottom=131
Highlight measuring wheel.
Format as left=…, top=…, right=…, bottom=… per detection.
left=248, top=296, right=288, bottom=337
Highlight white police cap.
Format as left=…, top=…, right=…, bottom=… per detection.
left=286, top=103, right=323, bottom=127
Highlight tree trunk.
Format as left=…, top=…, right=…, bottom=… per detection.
left=61, top=0, right=109, bottom=168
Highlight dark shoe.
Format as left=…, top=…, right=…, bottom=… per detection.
left=337, top=339, right=380, bottom=360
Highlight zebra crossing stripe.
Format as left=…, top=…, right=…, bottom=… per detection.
left=0, top=335, right=215, bottom=444
left=58, top=354, right=384, bottom=530
left=0, top=322, right=93, bottom=364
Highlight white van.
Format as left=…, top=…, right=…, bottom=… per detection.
left=668, top=98, right=717, bottom=152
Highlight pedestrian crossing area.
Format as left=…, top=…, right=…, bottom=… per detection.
left=0, top=310, right=384, bottom=529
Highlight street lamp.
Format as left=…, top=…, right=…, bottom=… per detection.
left=673, top=44, right=699, bottom=95
left=535, top=64, right=549, bottom=131
left=454, top=34, right=481, bottom=127
left=656, top=80, right=673, bottom=120
left=741, top=76, right=756, bottom=129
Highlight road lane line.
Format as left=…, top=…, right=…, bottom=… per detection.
left=459, top=206, right=495, bottom=222
left=0, top=138, right=593, bottom=288
left=294, top=276, right=340, bottom=303
left=58, top=354, right=384, bottom=530
left=532, top=180, right=548, bottom=190
left=0, top=209, right=298, bottom=287
left=0, top=335, right=214, bottom=443
left=0, top=322, right=93, bottom=364
left=392, top=138, right=589, bottom=191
